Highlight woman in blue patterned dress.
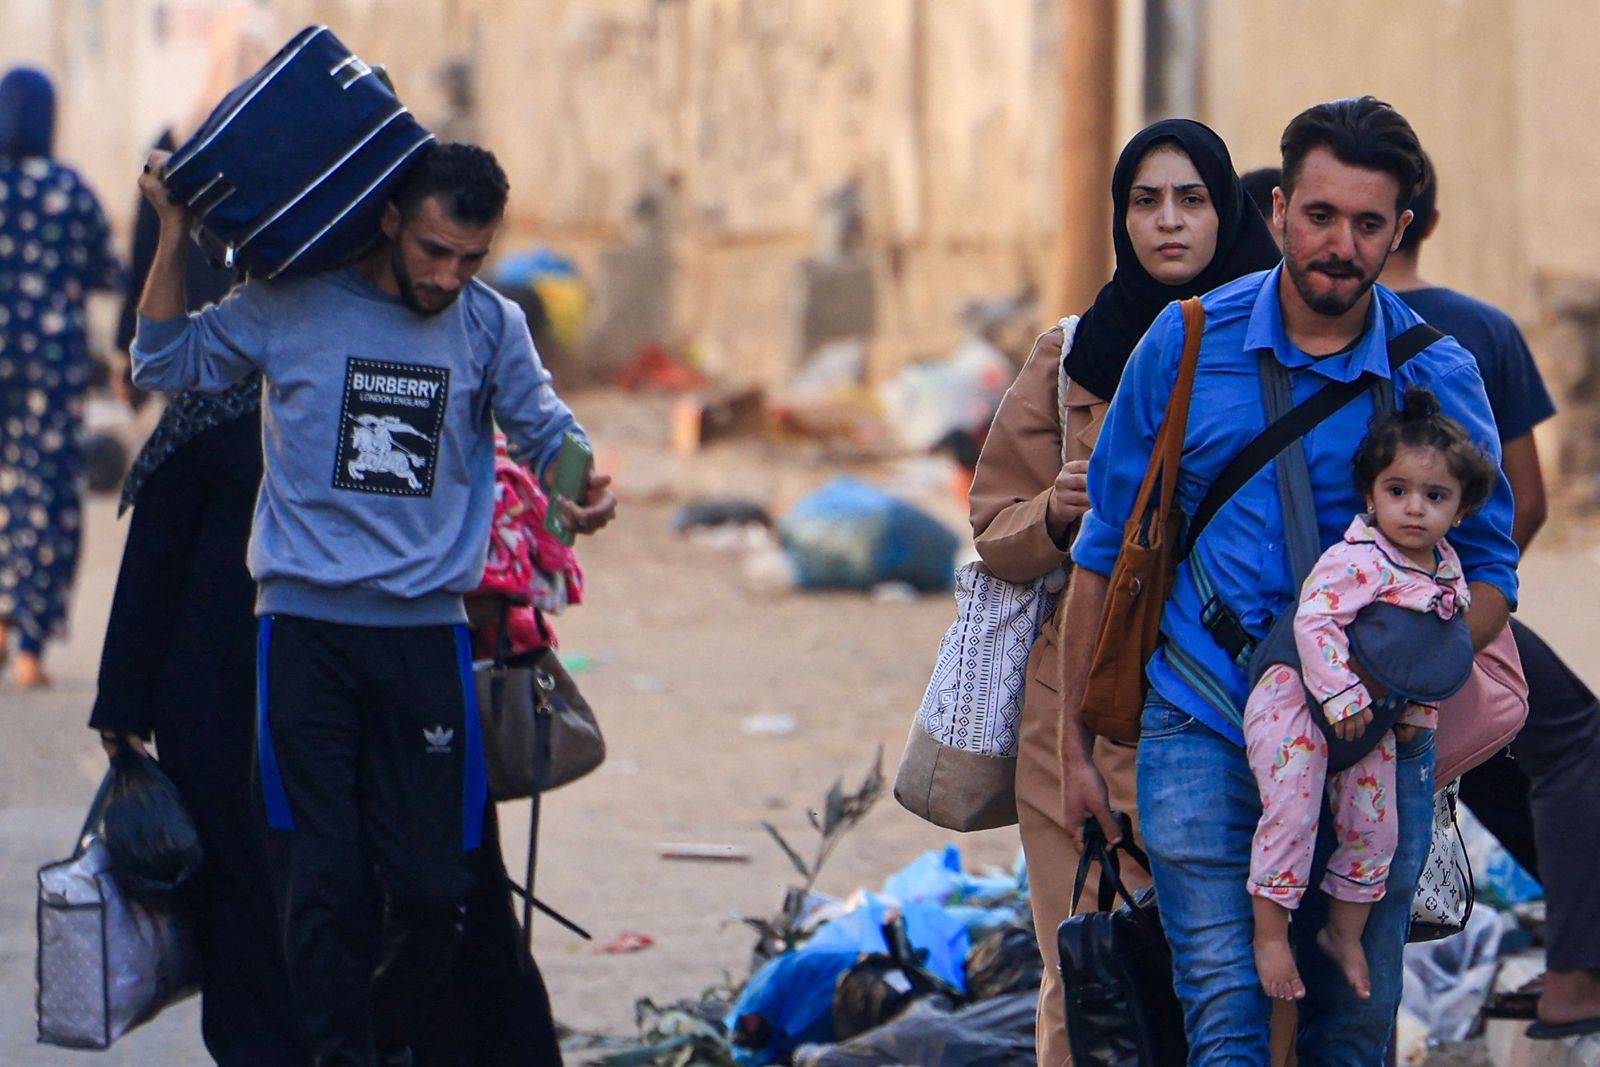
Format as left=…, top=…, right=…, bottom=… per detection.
left=0, top=68, right=120, bottom=687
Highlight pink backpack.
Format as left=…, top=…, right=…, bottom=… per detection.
left=1434, top=623, right=1528, bottom=783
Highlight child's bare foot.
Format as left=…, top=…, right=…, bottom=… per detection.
left=1316, top=925, right=1372, bottom=1000
left=1255, top=935, right=1306, bottom=1000
left=1251, top=895, right=1305, bottom=1000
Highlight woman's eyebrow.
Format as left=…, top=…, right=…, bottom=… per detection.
left=1130, top=182, right=1207, bottom=194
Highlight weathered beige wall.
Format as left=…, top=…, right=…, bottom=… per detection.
left=1510, top=2, right=1600, bottom=288
left=1201, top=0, right=1527, bottom=314
left=461, top=0, right=1067, bottom=381
left=12, top=1, right=1599, bottom=401
left=3, top=0, right=1069, bottom=385
left=1201, top=0, right=1600, bottom=501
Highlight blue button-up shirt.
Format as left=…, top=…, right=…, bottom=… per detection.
left=1071, top=266, right=1520, bottom=745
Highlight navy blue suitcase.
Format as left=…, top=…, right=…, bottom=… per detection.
left=161, top=25, right=434, bottom=279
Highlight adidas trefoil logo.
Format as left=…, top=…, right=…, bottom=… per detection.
left=423, top=725, right=455, bottom=754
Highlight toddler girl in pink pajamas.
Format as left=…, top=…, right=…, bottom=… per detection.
left=1247, top=388, right=1499, bottom=1003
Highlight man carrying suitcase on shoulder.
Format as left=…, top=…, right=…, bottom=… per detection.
left=132, top=141, right=616, bottom=1066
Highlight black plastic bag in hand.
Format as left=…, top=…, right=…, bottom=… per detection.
left=1057, top=812, right=1187, bottom=1067
left=97, top=746, right=204, bottom=898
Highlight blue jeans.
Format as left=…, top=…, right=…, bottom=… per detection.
left=1136, top=694, right=1435, bottom=1066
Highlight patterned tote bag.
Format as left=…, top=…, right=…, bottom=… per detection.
left=894, top=318, right=1078, bottom=831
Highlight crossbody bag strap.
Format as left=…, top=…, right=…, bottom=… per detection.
left=1182, top=322, right=1442, bottom=558
left=1127, top=298, right=1206, bottom=542
left=1261, top=354, right=1323, bottom=585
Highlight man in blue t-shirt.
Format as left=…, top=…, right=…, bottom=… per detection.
left=1382, top=161, right=1600, bottom=1040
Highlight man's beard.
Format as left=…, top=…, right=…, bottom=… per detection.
left=1283, top=239, right=1384, bottom=317
left=391, top=245, right=457, bottom=317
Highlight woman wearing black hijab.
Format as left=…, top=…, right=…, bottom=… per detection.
left=968, top=118, right=1278, bottom=1067
left=1066, top=118, right=1283, bottom=403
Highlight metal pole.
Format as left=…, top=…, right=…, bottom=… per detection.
left=1058, top=0, right=1119, bottom=315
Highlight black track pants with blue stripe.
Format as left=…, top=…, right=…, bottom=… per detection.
left=256, top=614, right=488, bottom=1067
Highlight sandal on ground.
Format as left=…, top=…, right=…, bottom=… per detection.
left=1482, top=975, right=1545, bottom=1021
left=1527, top=1016, right=1600, bottom=1040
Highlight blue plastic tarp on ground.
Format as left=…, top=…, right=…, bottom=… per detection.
left=778, top=478, right=959, bottom=592
left=727, top=948, right=862, bottom=1067
left=881, top=845, right=1020, bottom=907
left=805, top=892, right=970, bottom=993
left=725, top=893, right=974, bottom=1065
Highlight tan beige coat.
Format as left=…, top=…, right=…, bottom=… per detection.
left=969, top=323, right=1144, bottom=1067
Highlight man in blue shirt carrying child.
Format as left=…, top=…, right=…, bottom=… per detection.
left=1056, top=97, right=1519, bottom=1064
left=133, top=141, right=616, bottom=1066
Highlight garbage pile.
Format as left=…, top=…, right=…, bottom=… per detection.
left=563, top=758, right=1042, bottom=1067
left=567, top=846, right=1039, bottom=1067
left=672, top=478, right=966, bottom=600
left=563, top=757, right=1568, bottom=1067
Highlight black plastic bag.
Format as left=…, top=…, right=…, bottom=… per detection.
left=796, top=991, right=1036, bottom=1067
left=964, top=923, right=1043, bottom=1001
left=96, top=746, right=204, bottom=898
left=832, top=955, right=938, bottom=1041
left=1057, top=812, right=1186, bottom=1067
left=832, top=916, right=964, bottom=1041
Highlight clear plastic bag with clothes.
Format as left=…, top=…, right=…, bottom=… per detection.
left=1399, top=903, right=1511, bottom=1045
left=36, top=773, right=202, bottom=1048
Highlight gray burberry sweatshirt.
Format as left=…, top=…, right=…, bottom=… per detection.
left=132, top=268, right=584, bottom=626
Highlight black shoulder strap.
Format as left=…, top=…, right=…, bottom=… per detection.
left=1182, top=323, right=1443, bottom=558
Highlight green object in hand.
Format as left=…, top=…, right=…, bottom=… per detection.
left=543, top=432, right=594, bottom=546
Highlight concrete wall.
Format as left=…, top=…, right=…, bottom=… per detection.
left=1200, top=0, right=1528, bottom=315
left=9, top=0, right=1600, bottom=427
left=1200, top=0, right=1600, bottom=502
left=4, top=0, right=1068, bottom=386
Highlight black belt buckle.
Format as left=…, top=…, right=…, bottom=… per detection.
left=1200, top=595, right=1255, bottom=667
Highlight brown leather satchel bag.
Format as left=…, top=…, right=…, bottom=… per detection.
left=1080, top=297, right=1205, bottom=742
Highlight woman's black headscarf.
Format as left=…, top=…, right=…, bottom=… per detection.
left=1064, top=118, right=1280, bottom=401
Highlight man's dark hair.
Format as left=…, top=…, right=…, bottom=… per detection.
left=1279, top=96, right=1426, bottom=215
left=1396, top=150, right=1438, bottom=254
left=1240, top=167, right=1281, bottom=221
left=392, top=142, right=509, bottom=225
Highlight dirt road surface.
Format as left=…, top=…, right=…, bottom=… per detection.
left=3, top=388, right=1595, bottom=1063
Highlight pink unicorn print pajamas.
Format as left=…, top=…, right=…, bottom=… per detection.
left=1245, top=515, right=1468, bottom=907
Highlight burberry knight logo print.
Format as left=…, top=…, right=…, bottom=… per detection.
left=334, top=359, right=448, bottom=497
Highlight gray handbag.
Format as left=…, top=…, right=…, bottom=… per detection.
left=36, top=778, right=201, bottom=1049
left=474, top=613, right=604, bottom=800
left=472, top=610, right=601, bottom=947
left=894, top=318, right=1077, bottom=832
